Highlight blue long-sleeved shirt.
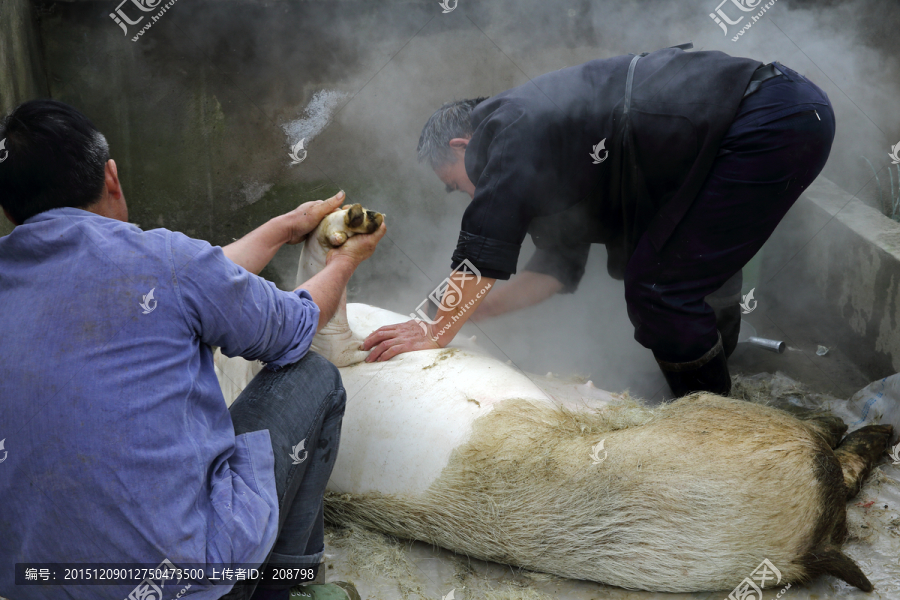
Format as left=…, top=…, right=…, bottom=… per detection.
left=0, top=207, right=320, bottom=599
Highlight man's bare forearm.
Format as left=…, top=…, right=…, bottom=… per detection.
left=472, top=271, right=562, bottom=320
left=223, top=215, right=289, bottom=275
left=429, top=276, right=496, bottom=346
left=297, top=256, right=357, bottom=330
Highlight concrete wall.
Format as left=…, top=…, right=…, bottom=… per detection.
left=0, top=0, right=46, bottom=121
left=30, top=0, right=900, bottom=296
left=0, top=0, right=48, bottom=237
left=5, top=0, right=900, bottom=390
left=760, top=178, right=900, bottom=379
left=7, top=0, right=673, bottom=395
left=31, top=0, right=564, bottom=297
left=34, top=1, right=470, bottom=293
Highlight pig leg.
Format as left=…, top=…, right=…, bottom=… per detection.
left=305, top=203, right=385, bottom=367
left=796, top=426, right=891, bottom=593
left=833, top=424, right=894, bottom=499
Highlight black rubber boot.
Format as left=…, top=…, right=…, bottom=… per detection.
left=705, top=270, right=742, bottom=358
left=713, top=303, right=741, bottom=358
left=655, top=333, right=732, bottom=398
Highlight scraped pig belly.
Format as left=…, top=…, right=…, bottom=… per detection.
left=214, top=303, right=616, bottom=496
left=334, top=303, right=615, bottom=496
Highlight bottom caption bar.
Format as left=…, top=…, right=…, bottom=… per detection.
left=15, top=560, right=318, bottom=587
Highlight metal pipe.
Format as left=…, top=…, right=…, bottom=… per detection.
left=746, top=336, right=786, bottom=353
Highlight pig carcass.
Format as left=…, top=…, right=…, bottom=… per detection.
left=215, top=204, right=892, bottom=593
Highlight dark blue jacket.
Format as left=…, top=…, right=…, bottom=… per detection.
left=451, top=47, right=761, bottom=291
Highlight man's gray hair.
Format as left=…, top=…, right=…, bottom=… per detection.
left=89, top=131, right=111, bottom=169
left=417, top=97, right=489, bottom=169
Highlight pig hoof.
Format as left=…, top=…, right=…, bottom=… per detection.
left=343, top=203, right=383, bottom=234
left=345, top=203, right=365, bottom=229
left=364, top=210, right=384, bottom=233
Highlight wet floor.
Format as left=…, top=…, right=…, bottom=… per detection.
left=730, top=311, right=872, bottom=401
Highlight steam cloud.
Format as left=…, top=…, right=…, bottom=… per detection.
left=282, top=0, right=900, bottom=399
left=282, top=89, right=350, bottom=147
left=58, top=0, right=899, bottom=399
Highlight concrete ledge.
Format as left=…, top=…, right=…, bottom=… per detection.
left=761, top=177, right=900, bottom=378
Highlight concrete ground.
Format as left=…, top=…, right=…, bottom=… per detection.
left=730, top=313, right=872, bottom=401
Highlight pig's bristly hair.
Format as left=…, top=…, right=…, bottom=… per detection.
left=325, top=394, right=878, bottom=593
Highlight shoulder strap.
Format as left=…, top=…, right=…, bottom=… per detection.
left=624, top=53, right=645, bottom=116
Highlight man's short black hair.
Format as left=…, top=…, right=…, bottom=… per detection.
left=0, top=99, right=109, bottom=224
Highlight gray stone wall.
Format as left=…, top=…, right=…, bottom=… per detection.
left=5, top=0, right=900, bottom=385
left=0, top=0, right=48, bottom=237
left=761, top=178, right=900, bottom=379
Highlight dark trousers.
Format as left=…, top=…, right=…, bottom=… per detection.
left=625, top=63, right=836, bottom=362
left=221, top=351, right=347, bottom=599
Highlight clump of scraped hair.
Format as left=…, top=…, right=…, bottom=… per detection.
left=416, top=97, right=489, bottom=169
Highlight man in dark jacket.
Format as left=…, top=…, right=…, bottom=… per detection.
left=362, top=46, right=835, bottom=398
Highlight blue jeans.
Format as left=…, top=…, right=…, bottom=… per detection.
left=625, top=63, right=836, bottom=362
left=221, top=351, right=347, bottom=599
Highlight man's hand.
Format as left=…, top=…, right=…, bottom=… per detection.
left=223, top=190, right=347, bottom=274
left=282, top=191, right=347, bottom=245
left=299, top=220, right=387, bottom=331
left=362, top=320, right=440, bottom=362
left=363, top=273, right=496, bottom=362
left=326, top=221, right=386, bottom=267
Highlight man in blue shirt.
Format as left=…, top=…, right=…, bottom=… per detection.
left=0, top=100, right=384, bottom=600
